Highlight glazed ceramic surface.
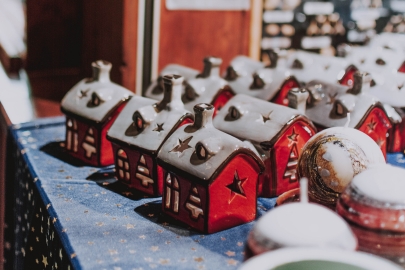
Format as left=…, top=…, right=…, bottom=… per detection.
left=239, top=248, right=402, bottom=270
left=337, top=164, right=405, bottom=266
left=297, top=126, right=386, bottom=209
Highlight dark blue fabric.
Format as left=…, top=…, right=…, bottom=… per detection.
left=7, top=116, right=405, bottom=269
left=7, top=117, right=278, bottom=269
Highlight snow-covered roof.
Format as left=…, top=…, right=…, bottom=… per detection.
left=304, top=79, right=384, bottom=129
left=107, top=75, right=193, bottom=154
left=61, top=60, right=132, bottom=124
left=213, top=94, right=314, bottom=145
left=227, top=67, right=299, bottom=101
left=158, top=103, right=263, bottom=183
left=144, top=64, right=199, bottom=101
left=227, top=55, right=265, bottom=77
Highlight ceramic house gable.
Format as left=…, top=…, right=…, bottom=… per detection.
left=213, top=94, right=316, bottom=197
left=157, top=104, right=263, bottom=233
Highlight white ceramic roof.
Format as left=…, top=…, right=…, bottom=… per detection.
left=286, top=51, right=352, bottom=84
left=227, top=67, right=298, bottom=101
left=213, top=94, right=310, bottom=144
left=304, top=80, right=381, bottom=128
left=228, top=55, right=265, bottom=77
left=61, top=78, right=132, bottom=123
left=158, top=105, right=261, bottom=182
left=144, top=64, right=200, bottom=101
left=368, top=33, right=405, bottom=52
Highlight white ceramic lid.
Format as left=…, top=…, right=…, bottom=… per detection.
left=352, top=164, right=405, bottom=205
left=239, top=248, right=402, bottom=270
left=254, top=202, right=356, bottom=249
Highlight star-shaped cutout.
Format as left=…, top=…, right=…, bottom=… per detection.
left=42, top=255, right=48, bottom=267
left=226, top=171, right=247, bottom=199
left=326, top=92, right=338, bottom=104
left=78, top=89, right=90, bottom=99
left=287, top=128, right=299, bottom=142
left=170, top=136, right=193, bottom=154
left=367, top=118, right=377, bottom=131
left=262, top=111, right=272, bottom=123
left=153, top=123, right=164, bottom=132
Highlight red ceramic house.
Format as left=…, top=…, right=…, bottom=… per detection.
left=157, top=103, right=264, bottom=233
left=213, top=94, right=316, bottom=197
left=60, top=60, right=132, bottom=166
left=107, top=75, right=193, bottom=196
left=303, top=72, right=393, bottom=157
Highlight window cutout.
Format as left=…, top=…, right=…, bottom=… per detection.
left=375, top=58, right=386, bottom=66
left=133, top=112, right=145, bottom=132
left=225, top=106, right=241, bottom=121
left=291, top=59, right=303, bottom=69
left=196, top=143, right=208, bottom=160
left=165, top=173, right=180, bottom=213
left=330, top=100, right=349, bottom=119
left=116, top=149, right=130, bottom=182
left=87, top=92, right=105, bottom=108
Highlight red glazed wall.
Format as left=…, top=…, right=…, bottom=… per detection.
left=270, top=77, right=300, bottom=105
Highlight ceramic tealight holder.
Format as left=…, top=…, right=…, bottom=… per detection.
left=60, top=60, right=133, bottom=166
left=297, top=124, right=386, bottom=209
left=245, top=178, right=357, bottom=259
left=240, top=248, right=402, bottom=270
left=337, top=164, right=405, bottom=266
left=157, top=103, right=264, bottom=233
left=106, top=74, right=193, bottom=196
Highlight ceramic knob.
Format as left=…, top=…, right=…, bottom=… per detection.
left=337, top=164, right=405, bottom=266
left=297, top=126, right=385, bottom=209
left=246, top=179, right=357, bottom=258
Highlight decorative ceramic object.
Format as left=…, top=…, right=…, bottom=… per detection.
left=337, top=164, right=405, bottom=266
left=213, top=93, right=316, bottom=197
left=297, top=125, right=386, bottom=209
left=107, top=75, right=193, bottom=196
left=226, top=51, right=300, bottom=106
left=157, top=103, right=264, bottom=233
left=301, top=72, right=393, bottom=157
left=245, top=179, right=357, bottom=258
left=60, top=60, right=132, bottom=166
left=181, top=57, right=235, bottom=116
left=240, top=248, right=402, bottom=270
left=144, top=64, right=199, bottom=101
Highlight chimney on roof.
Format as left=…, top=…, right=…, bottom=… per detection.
left=156, top=74, right=184, bottom=111
left=197, top=57, right=222, bottom=78
left=288, top=88, right=309, bottom=114
left=192, top=103, right=214, bottom=130
left=348, top=71, right=371, bottom=95
left=91, top=60, right=112, bottom=83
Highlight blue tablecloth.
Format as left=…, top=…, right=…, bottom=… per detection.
left=4, top=117, right=280, bottom=270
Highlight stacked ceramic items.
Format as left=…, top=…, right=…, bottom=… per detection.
left=297, top=126, right=386, bottom=209
left=337, top=164, right=405, bottom=266
left=246, top=179, right=357, bottom=258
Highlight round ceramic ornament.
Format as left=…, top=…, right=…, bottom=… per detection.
left=246, top=179, right=357, bottom=259
left=239, top=248, right=402, bottom=270
left=337, top=164, right=405, bottom=267
left=297, top=125, right=385, bottom=209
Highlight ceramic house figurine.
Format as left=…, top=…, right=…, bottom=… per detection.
left=225, top=51, right=300, bottom=106
left=106, top=75, right=193, bottom=196
left=144, top=64, right=199, bottom=101
left=181, top=57, right=235, bottom=116
left=337, top=164, right=405, bottom=267
left=60, top=60, right=132, bottom=166
left=297, top=126, right=386, bottom=209
left=302, top=72, right=393, bottom=157
left=157, top=103, right=264, bottom=233
left=213, top=93, right=316, bottom=197
left=245, top=178, right=357, bottom=259
left=224, top=55, right=265, bottom=79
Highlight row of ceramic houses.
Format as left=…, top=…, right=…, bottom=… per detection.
left=61, top=47, right=403, bottom=232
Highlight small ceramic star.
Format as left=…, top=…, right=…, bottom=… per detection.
left=288, top=128, right=299, bottom=142
left=153, top=123, right=164, bottom=132
left=170, top=136, right=193, bottom=154
left=42, top=255, right=48, bottom=267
